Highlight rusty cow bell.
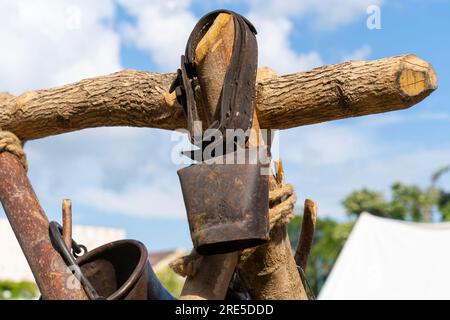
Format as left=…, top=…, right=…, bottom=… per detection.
left=178, top=148, right=269, bottom=255
left=171, top=10, right=269, bottom=255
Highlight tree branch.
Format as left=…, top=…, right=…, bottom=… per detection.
left=0, top=55, right=437, bottom=141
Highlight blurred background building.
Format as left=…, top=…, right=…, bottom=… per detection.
left=0, top=218, right=186, bottom=299
left=0, top=218, right=125, bottom=282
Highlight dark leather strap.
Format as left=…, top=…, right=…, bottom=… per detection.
left=170, top=10, right=258, bottom=159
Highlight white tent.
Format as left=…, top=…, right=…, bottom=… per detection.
left=319, top=212, right=450, bottom=300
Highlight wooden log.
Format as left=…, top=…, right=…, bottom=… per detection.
left=295, top=199, right=318, bottom=271
left=180, top=251, right=238, bottom=300
left=256, top=54, right=437, bottom=129
left=62, top=199, right=73, bottom=251
left=233, top=30, right=307, bottom=298
left=0, top=54, right=437, bottom=141
left=180, top=13, right=239, bottom=300
left=238, top=160, right=307, bottom=300
left=180, top=13, right=307, bottom=299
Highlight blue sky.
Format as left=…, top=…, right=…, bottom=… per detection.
left=0, top=0, right=449, bottom=251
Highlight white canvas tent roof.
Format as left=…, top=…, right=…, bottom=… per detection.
left=319, top=212, right=450, bottom=300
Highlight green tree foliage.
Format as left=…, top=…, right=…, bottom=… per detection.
left=342, top=181, right=443, bottom=222
left=439, top=192, right=450, bottom=221
left=0, top=280, right=38, bottom=300
left=288, top=215, right=355, bottom=295
left=435, top=165, right=450, bottom=221
left=342, top=188, right=391, bottom=218
left=288, top=165, right=450, bottom=296
left=156, top=267, right=184, bottom=298
left=391, top=182, right=439, bottom=221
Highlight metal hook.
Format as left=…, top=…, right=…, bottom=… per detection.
left=297, top=265, right=316, bottom=300
left=49, top=221, right=105, bottom=300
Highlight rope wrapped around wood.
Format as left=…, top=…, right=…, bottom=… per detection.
left=0, top=130, right=28, bottom=170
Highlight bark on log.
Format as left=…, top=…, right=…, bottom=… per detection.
left=0, top=55, right=437, bottom=141
left=295, top=199, right=317, bottom=271
left=256, top=54, right=437, bottom=129
left=238, top=160, right=307, bottom=300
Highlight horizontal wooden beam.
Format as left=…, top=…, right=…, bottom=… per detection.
left=0, top=54, right=437, bottom=141
left=256, top=54, right=437, bottom=129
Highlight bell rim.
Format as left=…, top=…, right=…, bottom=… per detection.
left=76, top=239, right=148, bottom=300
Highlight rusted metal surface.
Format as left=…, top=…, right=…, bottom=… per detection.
left=62, top=199, right=72, bottom=252
left=0, top=152, right=88, bottom=299
left=174, top=10, right=268, bottom=257
left=178, top=148, right=269, bottom=255
left=49, top=221, right=104, bottom=299
left=76, top=240, right=174, bottom=300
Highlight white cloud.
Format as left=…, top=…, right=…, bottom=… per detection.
left=247, top=14, right=323, bottom=74
left=77, top=184, right=185, bottom=219
left=355, top=113, right=405, bottom=128
left=117, top=0, right=382, bottom=74
left=280, top=123, right=381, bottom=166
left=25, top=127, right=189, bottom=219
left=0, top=0, right=121, bottom=94
left=118, top=0, right=197, bottom=72
left=279, top=119, right=450, bottom=219
left=244, top=0, right=382, bottom=74
left=0, top=1, right=194, bottom=221
left=283, top=146, right=450, bottom=218
left=117, top=0, right=324, bottom=74
left=361, top=149, right=450, bottom=189
left=356, top=112, right=450, bottom=128
left=342, top=44, right=372, bottom=61
left=416, top=112, right=450, bottom=121
left=246, top=0, right=383, bottom=30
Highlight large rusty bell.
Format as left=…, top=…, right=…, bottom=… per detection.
left=172, top=10, right=269, bottom=255
left=178, top=148, right=270, bottom=255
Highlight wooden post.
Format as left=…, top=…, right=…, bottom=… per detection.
left=238, top=157, right=308, bottom=299
left=295, top=199, right=318, bottom=271
left=180, top=13, right=240, bottom=300
left=62, top=199, right=72, bottom=252
left=0, top=152, right=88, bottom=300
left=180, top=13, right=308, bottom=300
